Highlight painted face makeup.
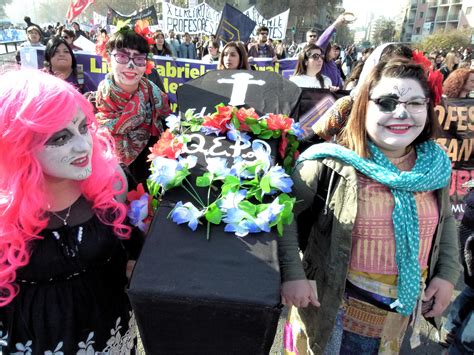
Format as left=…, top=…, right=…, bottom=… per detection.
left=223, top=47, right=240, bottom=70
left=366, top=77, right=428, bottom=157
left=36, top=109, right=93, bottom=181
left=109, top=48, right=147, bottom=93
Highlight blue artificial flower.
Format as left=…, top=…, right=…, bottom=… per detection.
left=127, top=194, right=149, bottom=232
left=229, top=157, right=254, bottom=179
left=290, top=122, right=305, bottom=140
left=165, top=114, right=181, bottom=131
left=170, top=201, right=203, bottom=231
left=178, top=155, right=197, bottom=170
left=206, top=157, right=231, bottom=178
left=226, top=123, right=251, bottom=144
left=267, top=165, right=293, bottom=193
left=149, top=157, right=179, bottom=190
left=218, top=190, right=247, bottom=211
left=251, top=141, right=272, bottom=174
left=256, top=199, right=284, bottom=231
left=223, top=208, right=261, bottom=237
left=200, top=125, right=221, bottom=136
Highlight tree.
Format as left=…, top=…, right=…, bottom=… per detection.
left=0, top=0, right=13, bottom=18
left=416, top=29, right=472, bottom=53
left=371, top=17, right=395, bottom=46
left=335, top=25, right=354, bottom=46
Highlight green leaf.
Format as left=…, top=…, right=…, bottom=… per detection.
left=184, top=109, right=195, bottom=120
left=277, top=220, right=284, bottom=236
left=249, top=123, right=261, bottom=134
left=272, top=130, right=282, bottom=138
left=205, top=204, right=222, bottom=224
left=260, top=175, right=272, bottom=194
left=238, top=200, right=257, bottom=216
left=196, top=172, right=213, bottom=187
left=259, top=130, right=274, bottom=139
left=245, top=118, right=258, bottom=125
left=231, top=116, right=240, bottom=129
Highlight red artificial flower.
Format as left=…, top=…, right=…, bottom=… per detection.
left=428, top=69, right=443, bottom=106
left=267, top=113, right=293, bottom=132
left=134, top=20, right=155, bottom=45
left=145, top=60, right=154, bottom=75
left=202, top=108, right=233, bottom=134
left=127, top=183, right=146, bottom=203
left=412, top=50, right=432, bottom=72
left=148, top=130, right=183, bottom=161
left=236, top=107, right=258, bottom=131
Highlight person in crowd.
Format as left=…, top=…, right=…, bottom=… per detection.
left=61, top=28, right=82, bottom=51
left=442, top=180, right=474, bottom=355
left=95, top=28, right=109, bottom=57
left=179, top=32, right=197, bottom=59
left=0, top=69, right=141, bottom=353
left=333, top=44, right=346, bottom=81
left=316, top=14, right=350, bottom=88
left=281, top=58, right=461, bottom=354
left=248, top=26, right=277, bottom=61
left=166, top=29, right=180, bottom=57
left=150, top=30, right=174, bottom=57
left=344, top=60, right=365, bottom=90
left=293, top=28, right=319, bottom=57
left=290, top=43, right=332, bottom=89
left=217, top=41, right=250, bottom=70
left=201, top=34, right=215, bottom=57
left=93, top=26, right=171, bottom=184
left=442, top=68, right=474, bottom=98
left=15, top=22, right=44, bottom=64
left=42, top=37, right=94, bottom=94
left=201, top=39, right=220, bottom=63
left=440, top=51, right=459, bottom=81
left=71, top=21, right=89, bottom=40
left=195, top=34, right=205, bottom=59
left=312, top=43, right=413, bottom=141
left=275, top=40, right=287, bottom=60
left=433, top=52, right=444, bottom=70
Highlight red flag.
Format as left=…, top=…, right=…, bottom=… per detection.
left=66, top=0, right=95, bottom=23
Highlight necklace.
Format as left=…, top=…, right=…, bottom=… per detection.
left=49, top=205, right=72, bottom=226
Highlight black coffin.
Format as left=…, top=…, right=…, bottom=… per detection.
left=128, top=203, right=282, bottom=354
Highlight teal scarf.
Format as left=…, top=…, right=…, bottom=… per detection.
left=297, top=140, right=452, bottom=316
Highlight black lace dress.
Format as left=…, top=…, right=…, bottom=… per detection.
left=0, top=197, right=139, bottom=354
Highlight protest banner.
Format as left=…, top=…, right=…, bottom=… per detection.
left=435, top=98, right=474, bottom=219
left=106, top=5, right=159, bottom=26
left=162, top=2, right=221, bottom=35
left=0, top=28, right=26, bottom=43
left=243, top=6, right=290, bottom=40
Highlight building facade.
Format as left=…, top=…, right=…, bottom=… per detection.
left=400, top=0, right=473, bottom=43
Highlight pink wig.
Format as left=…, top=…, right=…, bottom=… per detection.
left=0, top=69, right=131, bottom=306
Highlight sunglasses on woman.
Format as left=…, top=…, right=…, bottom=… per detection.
left=307, top=53, right=322, bottom=60
left=112, top=51, right=147, bottom=67
left=370, top=96, right=429, bottom=114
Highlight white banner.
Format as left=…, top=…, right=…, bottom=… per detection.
left=243, top=6, right=289, bottom=40
left=162, top=2, right=221, bottom=35
left=93, top=11, right=107, bottom=27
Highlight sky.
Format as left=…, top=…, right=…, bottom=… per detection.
left=342, top=0, right=406, bottom=27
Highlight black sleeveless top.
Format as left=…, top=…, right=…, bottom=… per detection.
left=1, top=198, right=138, bottom=354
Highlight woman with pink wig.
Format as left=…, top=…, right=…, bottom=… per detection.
left=0, top=69, right=140, bottom=353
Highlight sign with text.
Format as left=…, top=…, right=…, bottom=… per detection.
left=243, top=6, right=290, bottom=40
left=162, top=2, right=221, bottom=35
left=106, top=5, right=159, bottom=26
left=435, top=98, right=474, bottom=219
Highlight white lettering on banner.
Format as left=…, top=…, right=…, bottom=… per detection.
left=217, top=73, right=265, bottom=106
left=243, top=6, right=289, bottom=40
left=183, top=134, right=272, bottom=161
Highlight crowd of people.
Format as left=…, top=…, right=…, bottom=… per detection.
left=0, top=12, right=473, bottom=355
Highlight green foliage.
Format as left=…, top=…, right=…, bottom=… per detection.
left=416, top=29, right=473, bottom=53
left=372, top=17, right=396, bottom=46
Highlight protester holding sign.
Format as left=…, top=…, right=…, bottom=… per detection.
left=248, top=25, right=277, bottom=62
left=0, top=69, right=139, bottom=354
left=15, top=22, right=44, bottom=65
left=94, top=26, right=171, bottom=184
left=43, top=37, right=94, bottom=94
left=281, top=59, right=461, bottom=354
left=290, top=43, right=332, bottom=89
left=217, top=41, right=250, bottom=70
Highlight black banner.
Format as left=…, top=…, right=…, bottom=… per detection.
left=106, top=5, right=158, bottom=26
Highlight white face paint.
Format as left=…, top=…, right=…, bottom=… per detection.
left=366, top=77, right=428, bottom=158
left=109, top=48, right=147, bottom=93
left=36, top=109, right=93, bottom=181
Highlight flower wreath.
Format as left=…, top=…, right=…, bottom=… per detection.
left=127, top=105, right=304, bottom=239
